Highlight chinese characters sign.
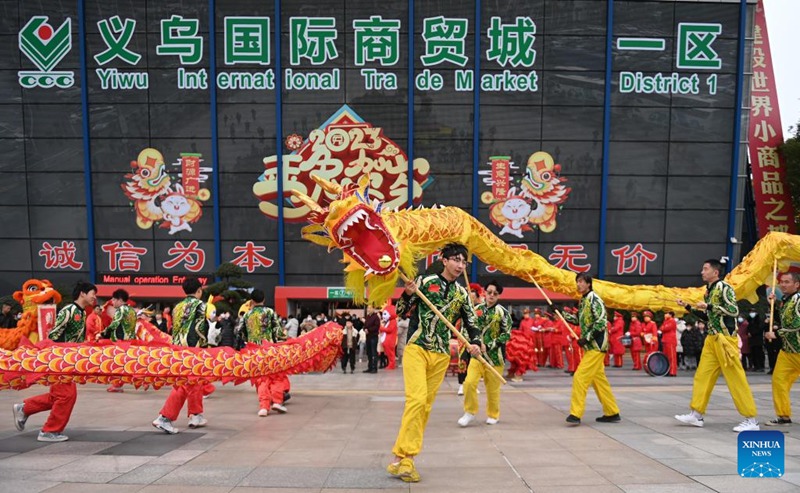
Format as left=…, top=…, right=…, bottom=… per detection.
left=253, top=105, right=431, bottom=222
left=747, top=0, right=795, bottom=235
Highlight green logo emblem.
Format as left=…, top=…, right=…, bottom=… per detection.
left=18, top=16, right=74, bottom=88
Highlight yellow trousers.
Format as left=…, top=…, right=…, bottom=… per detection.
left=772, top=351, right=800, bottom=417
left=392, top=344, right=450, bottom=458
left=463, top=358, right=505, bottom=419
left=690, top=335, right=757, bottom=417
left=569, top=350, right=619, bottom=418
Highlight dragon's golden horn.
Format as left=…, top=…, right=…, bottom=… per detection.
left=310, top=174, right=343, bottom=195
left=290, top=189, right=324, bottom=213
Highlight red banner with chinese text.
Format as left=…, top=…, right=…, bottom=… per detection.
left=181, top=153, right=201, bottom=197
left=748, top=0, right=795, bottom=236
left=490, top=156, right=511, bottom=199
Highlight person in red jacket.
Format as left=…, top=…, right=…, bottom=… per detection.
left=608, top=311, right=626, bottom=367
left=548, top=312, right=564, bottom=369
left=85, top=304, right=104, bottom=342
left=628, top=313, right=643, bottom=370
left=660, top=311, right=678, bottom=376
left=564, top=307, right=582, bottom=374
left=642, top=311, right=659, bottom=357
left=381, top=304, right=398, bottom=370
left=529, top=309, right=545, bottom=367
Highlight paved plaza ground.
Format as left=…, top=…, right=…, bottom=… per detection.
left=0, top=359, right=798, bottom=493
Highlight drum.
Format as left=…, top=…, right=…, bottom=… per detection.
left=620, top=335, right=632, bottom=348
left=644, top=351, right=670, bottom=377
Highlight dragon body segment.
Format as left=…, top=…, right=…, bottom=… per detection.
left=295, top=174, right=800, bottom=313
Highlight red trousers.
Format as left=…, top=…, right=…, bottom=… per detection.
left=24, top=383, right=77, bottom=433
left=611, top=354, right=623, bottom=367
left=631, top=350, right=642, bottom=370
left=662, top=342, right=678, bottom=376
left=202, top=383, right=215, bottom=397
left=550, top=344, right=563, bottom=369
left=160, top=385, right=203, bottom=420
left=257, top=376, right=290, bottom=409
left=604, top=353, right=610, bottom=366
left=566, top=347, right=577, bottom=373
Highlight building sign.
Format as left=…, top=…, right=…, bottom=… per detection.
left=254, top=105, right=431, bottom=222
left=327, top=287, right=355, bottom=299
left=616, top=22, right=722, bottom=95
left=481, top=151, right=570, bottom=238
left=100, top=273, right=212, bottom=286
left=747, top=0, right=795, bottom=235
left=18, top=16, right=74, bottom=89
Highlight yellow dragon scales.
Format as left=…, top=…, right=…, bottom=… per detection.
left=293, top=174, right=800, bottom=313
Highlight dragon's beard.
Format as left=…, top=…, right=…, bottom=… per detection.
left=345, top=242, right=421, bottom=307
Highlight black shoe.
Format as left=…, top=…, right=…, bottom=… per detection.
left=566, top=414, right=581, bottom=425
left=595, top=413, right=621, bottom=423
left=765, top=417, right=792, bottom=426
left=350, top=369, right=354, bottom=374
left=369, top=369, right=378, bottom=373
left=283, top=392, right=291, bottom=403
left=363, top=369, right=372, bottom=373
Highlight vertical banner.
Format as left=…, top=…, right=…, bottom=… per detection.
left=490, top=156, right=511, bottom=199
left=37, top=305, right=57, bottom=341
left=747, top=0, right=796, bottom=235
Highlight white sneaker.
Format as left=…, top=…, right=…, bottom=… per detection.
left=12, top=403, right=27, bottom=431
left=458, top=413, right=475, bottom=427
left=188, top=414, right=207, bottom=428
left=457, top=384, right=464, bottom=396
left=271, top=403, right=287, bottom=414
left=38, top=431, right=69, bottom=442
left=675, top=412, right=704, bottom=427
left=486, top=417, right=499, bottom=425
left=733, top=417, right=760, bottom=432
left=152, top=415, right=179, bottom=434
left=258, top=408, right=269, bottom=417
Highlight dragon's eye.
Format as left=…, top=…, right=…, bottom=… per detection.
left=141, top=169, right=151, bottom=178
left=541, top=171, right=551, bottom=181
left=27, top=285, right=39, bottom=292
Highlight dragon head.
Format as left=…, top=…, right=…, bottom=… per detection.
left=294, top=174, right=417, bottom=306
left=129, top=148, right=170, bottom=193
left=13, top=279, right=61, bottom=314
left=521, top=151, right=569, bottom=202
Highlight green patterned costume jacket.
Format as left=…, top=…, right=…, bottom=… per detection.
left=475, top=302, right=512, bottom=366
left=688, top=280, right=738, bottom=336
left=778, top=291, right=800, bottom=353
left=101, top=304, right=137, bottom=341
left=172, top=296, right=208, bottom=347
left=563, top=291, right=608, bottom=352
left=243, top=305, right=284, bottom=344
left=398, top=274, right=480, bottom=355
left=48, top=303, right=86, bottom=343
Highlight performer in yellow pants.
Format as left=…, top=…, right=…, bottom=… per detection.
left=676, top=258, right=759, bottom=432
left=387, top=244, right=481, bottom=483
left=765, top=271, right=800, bottom=426
left=563, top=273, right=621, bottom=425
left=569, top=350, right=620, bottom=419
left=391, top=344, right=450, bottom=457
left=462, top=359, right=505, bottom=422
left=689, top=335, right=758, bottom=417
left=459, top=280, right=511, bottom=426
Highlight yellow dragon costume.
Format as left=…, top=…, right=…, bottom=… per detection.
left=292, top=173, right=799, bottom=313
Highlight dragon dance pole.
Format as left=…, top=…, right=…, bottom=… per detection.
left=769, top=257, right=778, bottom=334
left=399, top=272, right=507, bottom=385
left=527, top=277, right=582, bottom=358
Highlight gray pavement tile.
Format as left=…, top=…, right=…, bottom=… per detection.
left=190, top=448, right=273, bottom=467
left=618, top=484, right=715, bottom=493
left=150, top=448, right=206, bottom=465
left=36, top=470, right=123, bottom=483
left=515, top=465, right=610, bottom=487
left=60, top=455, right=154, bottom=473
left=690, top=475, right=799, bottom=492
left=239, top=466, right=332, bottom=488
left=0, top=453, right=83, bottom=470
left=530, top=486, right=623, bottom=493
left=0, top=432, right=50, bottom=453
left=27, top=441, right=118, bottom=455
left=41, top=483, right=142, bottom=492
left=99, top=431, right=205, bottom=456
left=139, top=486, right=234, bottom=493
left=0, top=479, right=60, bottom=493
left=155, top=465, right=255, bottom=486
left=591, top=463, right=692, bottom=485
left=408, top=466, right=530, bottom=491
left=659, top=456, right=737, bottom=476
left=324, top=467, right=406, bottom=488
left=111, top=464, right=179, bottom=484
left=61, top=430, right=145, bottom=442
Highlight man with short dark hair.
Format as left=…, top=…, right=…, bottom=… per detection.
left=13, top=281, right=97, bottom=442
left=563, top=273, right=620, bottom=426
left=387, top=243, right=481, bottom=483
left=675, top=259, right=759, bottom=432
left=152, top=277, right=209, bottom=434
left=765, top=272, right=800, bottom=426
left=458, top=280, right=511, bottom=427
left=100, top=289, right=136, bottom=342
